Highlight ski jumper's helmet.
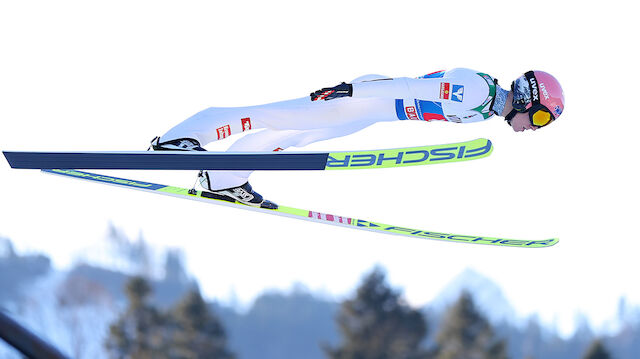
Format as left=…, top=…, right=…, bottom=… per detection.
left=505, top=71, right=564, bottom=128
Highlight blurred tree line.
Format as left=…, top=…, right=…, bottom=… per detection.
left=0, top=233, right=628, bottom=359
left=105, top=277, right=234, bottom=359
left=104, top=266, right=615, bottom=359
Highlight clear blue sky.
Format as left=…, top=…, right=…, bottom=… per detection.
left=1, top=0, right=638, bottom=337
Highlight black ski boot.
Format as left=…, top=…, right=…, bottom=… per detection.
left=148, top=136, right=206, bottom=151
left=198, top=171, right=278, bottom=210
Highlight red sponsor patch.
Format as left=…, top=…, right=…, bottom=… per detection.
left=423, top=113, right=447, bottom=121
left=439, top=82, right=450, bottom=100
left=404, top=106, right=419, bottom=120
left=241, top=117, right=252, bottom=131
left=216, top=125, right=231, bottom=139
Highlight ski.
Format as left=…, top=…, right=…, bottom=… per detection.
left=42, top=169, right=558, bottom=248
left=5, top=138, right=492, bottom=170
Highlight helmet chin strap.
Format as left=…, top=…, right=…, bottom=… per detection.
left=504, top=109, right=519, bottom=126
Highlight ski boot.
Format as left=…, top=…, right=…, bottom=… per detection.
left=148, top=136, right=206, bottom=151
left=198, top=171, right=278, bottom=210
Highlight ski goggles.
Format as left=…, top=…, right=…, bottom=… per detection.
left=526, top=104, right=555, bottom=127
left=511, top=72, right=555, bottom=128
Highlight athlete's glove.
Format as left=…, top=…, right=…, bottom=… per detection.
left=310, top=82, right=353, bottom=101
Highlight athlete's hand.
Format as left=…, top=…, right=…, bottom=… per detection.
left=310, top=82, right=353, bottom=101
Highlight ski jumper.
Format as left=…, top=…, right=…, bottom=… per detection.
left=158, top=68, right=505, bottom=190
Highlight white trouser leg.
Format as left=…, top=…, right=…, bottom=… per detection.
left=204, top=119, right=379, bottom=190
left=160, top=96, right=396, bottom=144
left=159, top=82, right=398, bottom=190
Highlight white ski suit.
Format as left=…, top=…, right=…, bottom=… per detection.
left=158, top=68, right=505, bottom=189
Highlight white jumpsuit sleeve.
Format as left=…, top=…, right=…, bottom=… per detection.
left=352, top=77, right=440, bottom=100
left=351, top=68, right=496, bottom=123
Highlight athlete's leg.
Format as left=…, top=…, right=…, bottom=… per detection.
left=158, top=97, right=396, bottom=147
left=158, top=107, right=264, bottom=146
left=203, top=119, right=377, bottom=190
left=159, top=74, right=399, bottom=189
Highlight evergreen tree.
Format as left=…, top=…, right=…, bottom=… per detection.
left=164, top=249, right=187, bottom=283
left=105, top=276, right=169, bottom=359
left=582, top=339, right=613, bottom=359
left=169, top=288, right=235, bottom=359
left=434, top=290, right=508, bottom=359
left=326, top=266, right=428, bottom=359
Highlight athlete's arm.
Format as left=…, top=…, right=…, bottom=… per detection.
left=351, top=77, right=440, bottom=99
left=311, top=77, right=441, bottom=101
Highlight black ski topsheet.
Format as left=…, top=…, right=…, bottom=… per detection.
left=3, top=151, right=327, bottom=170
left=3, top=138, right=492, bottom=170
